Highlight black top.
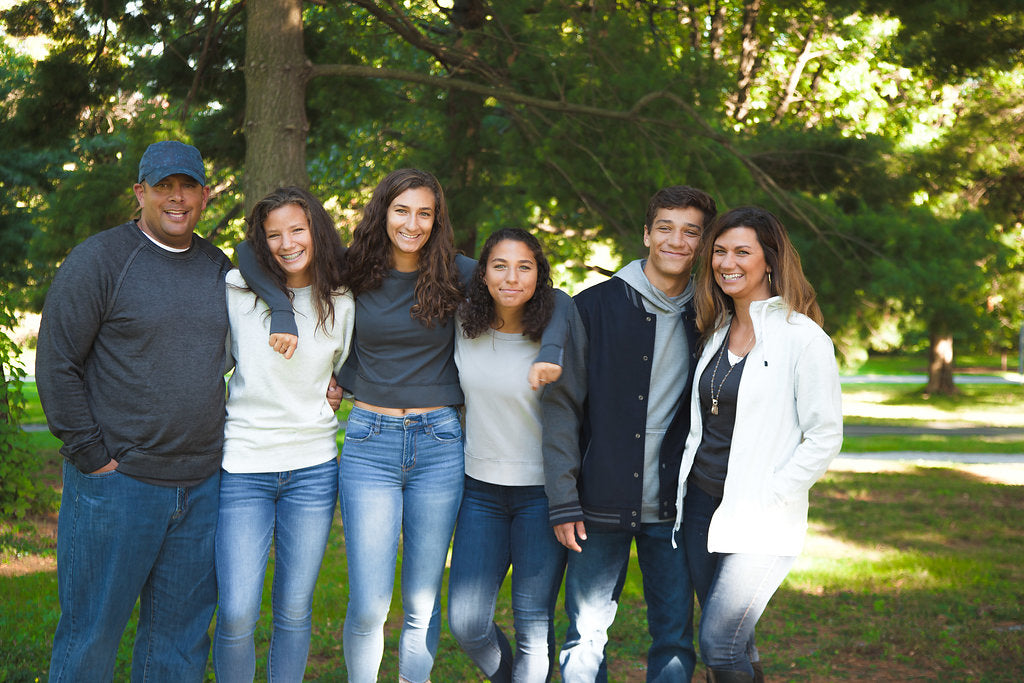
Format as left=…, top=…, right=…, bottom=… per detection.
left=692, top=333, right=747, bottom=498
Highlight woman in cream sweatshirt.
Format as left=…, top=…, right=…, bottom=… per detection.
left=215, top=187, right=354, bottom=682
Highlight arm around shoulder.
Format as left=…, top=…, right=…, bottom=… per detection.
left=541, top=301, right=588, bottom=526
left=535, top=288, right=572, bottom=366
left=236, top=239, right=298, bottom=337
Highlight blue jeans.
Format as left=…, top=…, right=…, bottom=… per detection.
left=560, top=521, right=695, bottom=683
left=682, top=484, right=795, bottom=676
left=339, top=406, right=465, bottom=683
left=448, top=476, right=567, bottom=683
left=49, top=462, right=219, bottom=682
left=213, top=459, right=338, bottom=682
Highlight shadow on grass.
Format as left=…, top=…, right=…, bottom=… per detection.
left=757, top=467, right=1023, bottom=681
left=3, top=467, right=1021, bottom=681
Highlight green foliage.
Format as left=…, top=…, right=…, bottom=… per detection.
left=0, top=288, right=56, bottom=519
left=4, top=0, right=1024, bottom=360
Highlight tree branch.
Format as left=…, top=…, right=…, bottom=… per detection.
left=348, top=0, right=499, bottom=80
left=205, top=199, right=243, bottom=243
left=181, top=0, right=223, bottom=122
left=308, top=64, right=856, bottom=260
left=771, top=21, right=828, bottom=124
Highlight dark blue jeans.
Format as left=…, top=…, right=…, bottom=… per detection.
left=682, top=484, right=795, bottom=676
left=560, top=522, right=695, bottom=683
left=49, top=463, right=219, bottom=682
left=448, top=476, right=567, bottom=682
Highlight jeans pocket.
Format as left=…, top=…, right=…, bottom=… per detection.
left=81, top=467, right=120, bottom=480
left=343, top=419, right=376, bottom=444
left=428, top=418, right=463, bottom=444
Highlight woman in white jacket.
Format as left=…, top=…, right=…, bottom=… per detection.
left=672, top=206, right=842, bottom=683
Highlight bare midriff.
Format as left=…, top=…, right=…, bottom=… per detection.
left=352, top=400, right=448, bottom=417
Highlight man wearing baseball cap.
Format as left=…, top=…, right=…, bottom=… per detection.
left=36, top=140, right=232, bottom=680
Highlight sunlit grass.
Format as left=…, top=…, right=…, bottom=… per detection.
left=843, top=384, right=1024, bottom=428
left=6, top=356, right=1024, bottom=679
left=843, top=434, right=1024, bottom=453
left=4, top=464, right=1022, bottom=680
left=844, top=351, right=1014, bottom=375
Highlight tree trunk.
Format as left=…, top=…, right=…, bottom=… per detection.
left=1, top=361, right=9, bottom=429
left=925, top=329, right=957, bottom=395
left=731, top=0, right=762, bottom=121
left=443, top=0, right=487, bottom=256
left=243, top=0, right=310, bottom=214
left=771, top=23, right=822, bottom=124
left=707, top=2, right=726, bottom=60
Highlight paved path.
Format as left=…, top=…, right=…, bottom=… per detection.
left=841, top=373, right=1022, bottom=385
left=845, top=424, right=1024, bottom=437
left=22, top=371, right=1024, bottom=464
left=835, top=452, right=1024, bottom=464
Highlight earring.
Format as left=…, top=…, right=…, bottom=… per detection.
left=767, top=271, right=772, bottom=288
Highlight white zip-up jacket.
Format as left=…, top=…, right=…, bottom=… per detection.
left=672, top=297, right=843, bottom=556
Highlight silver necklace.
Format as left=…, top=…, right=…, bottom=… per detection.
left=708, top=327, right=754, bottom=416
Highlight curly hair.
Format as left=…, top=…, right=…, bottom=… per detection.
left=694, top=206, right=822, bottom=344
left=243, top=186, right=346, bottom=335
left=459, top=228, right=554, bottom=342
left=343, top=168, right=463, bottom=327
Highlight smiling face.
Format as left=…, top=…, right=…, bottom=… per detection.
left=264, top=203, right=314, bottom=288
left=642, top=205, right=706, bottom=296
left=484, top=239, right=538, bottom=323
left=386, top=186, right=436, bottom=270
left=712, top=226, right=772, bottom=306
left=133, top=174, right=210, bottom=249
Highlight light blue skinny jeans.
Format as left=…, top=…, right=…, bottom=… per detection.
left=213, top=458, right=338, bottom=682
left=682, top=483, right=796, bottom=677
left=339, top=405, right=465, bottom=683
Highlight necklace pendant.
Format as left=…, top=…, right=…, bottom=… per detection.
left=711, top=399, right=719, bottom=416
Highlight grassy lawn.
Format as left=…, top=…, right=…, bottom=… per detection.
left=16, top=379, right=1024, bottom=454
left=3, top=462, right=1022, bottom=681
left=3, top=359, right=1023, bottom=680
left=843, top=384, right=1024, bottom=431
left=843, top=351, right=1018, bottom=376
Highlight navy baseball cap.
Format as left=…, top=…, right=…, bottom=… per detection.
left=138, top=141, right=207, bottom=186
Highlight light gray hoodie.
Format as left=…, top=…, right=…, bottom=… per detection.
left=614, top=259, right=693, bottom=521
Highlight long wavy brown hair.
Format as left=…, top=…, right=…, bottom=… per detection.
left=460, top=228, right=555, bottom=342
left=244, top=186, right=346, bottom=335
left=694, top=206, right=822, bottom=344
left=343, top=168, right=462, bottom=327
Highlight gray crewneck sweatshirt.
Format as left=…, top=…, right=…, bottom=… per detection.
left=36, top=222, right=232, bottom=484
left=614, top=259, right=693, bottom=521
